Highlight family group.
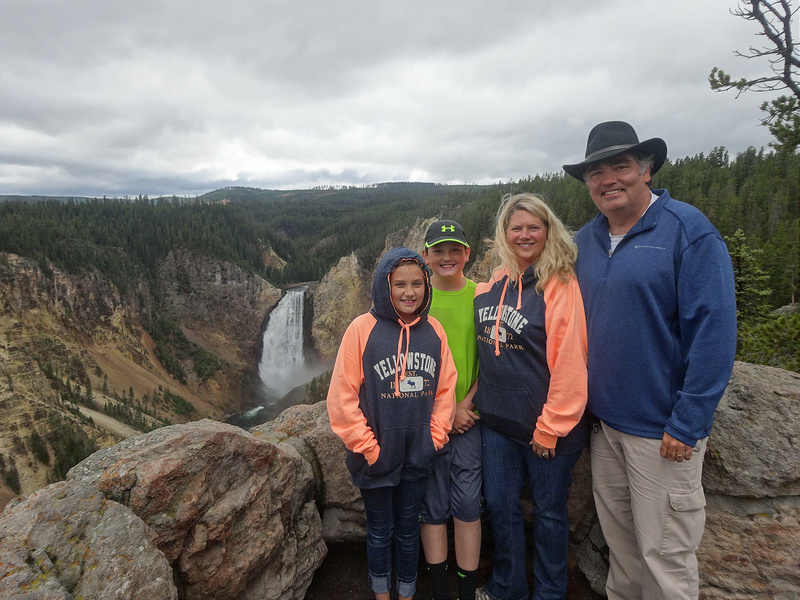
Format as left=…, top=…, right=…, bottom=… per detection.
left=326, top=120, right=738, bottom=600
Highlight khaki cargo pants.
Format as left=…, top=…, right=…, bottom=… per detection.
left=591, top=422, right=707, bottom=600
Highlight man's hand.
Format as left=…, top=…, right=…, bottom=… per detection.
left=660, top=432, right=695, bottom=462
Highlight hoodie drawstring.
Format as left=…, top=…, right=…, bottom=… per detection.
left=394, top=319, right=413, bottom=396
left=494, top=274, right=523, bottom=356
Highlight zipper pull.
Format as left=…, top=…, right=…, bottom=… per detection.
left=608, top=248, right=612, bottom=258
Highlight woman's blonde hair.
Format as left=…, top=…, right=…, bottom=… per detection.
left=488, top=192, right=577, bottom=292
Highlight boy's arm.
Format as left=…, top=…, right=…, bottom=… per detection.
left=429, top=320, right=457, bottom=449
left=325, top=318, right=381, bottom=465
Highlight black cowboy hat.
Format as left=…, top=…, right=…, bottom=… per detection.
left=563, top=121, right=668, bottom=181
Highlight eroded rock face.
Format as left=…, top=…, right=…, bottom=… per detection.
left=0, top=479, right=177, bottom=599
left=158, top=248, right=282, bottom=365
left=67, top=419, right=326, bottom=600
left=252, top=402, right=366, bottom=543
left=310, top=253, right=371, bottom=360
left=381, top=216, right=434, bottom=259
left=311, top=218, right=441, bottom=361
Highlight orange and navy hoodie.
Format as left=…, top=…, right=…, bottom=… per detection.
left=327, top=247, right=457, bottom=489
left=473, top=265, right=589, bottom=454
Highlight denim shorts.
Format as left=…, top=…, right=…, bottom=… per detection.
left=420, top=422, right=482, bottom=524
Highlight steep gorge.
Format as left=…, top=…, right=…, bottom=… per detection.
left=0, top=249, right=281, bottom=506
left=0, top=215, right=439, bottom=507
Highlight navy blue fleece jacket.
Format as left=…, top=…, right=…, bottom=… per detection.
left=574, top=189, right=737, bottom=446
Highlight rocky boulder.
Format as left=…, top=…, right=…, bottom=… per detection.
left=698, top=363, right=800, bottom=600
left=67, top=419, right=326, bottom=600
left=252, top=402, right=366, bottom=543
left=703, top=362, right=800, bottom=497
left=0, top=479, right=177, bottom=599
left=576, top=362, right=800, bottom=599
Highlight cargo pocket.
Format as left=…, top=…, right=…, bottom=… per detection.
left=659, top=486, right=707, bottom=555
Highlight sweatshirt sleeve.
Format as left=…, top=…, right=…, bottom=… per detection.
left=326, top=316, right=381, bottom=465
left=534, top=277, right=589, bottom=449
left=428, top=317, right=457, bottom=450
left=667, top=232, right=737, bottom=445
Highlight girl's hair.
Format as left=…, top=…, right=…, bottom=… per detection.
left=488, top=193, right=577, bottom=292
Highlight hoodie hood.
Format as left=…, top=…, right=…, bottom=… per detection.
left=371, top=246, right=432, bottom=323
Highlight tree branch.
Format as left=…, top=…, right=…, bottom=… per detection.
left=712, top=0, right=800, bottom=100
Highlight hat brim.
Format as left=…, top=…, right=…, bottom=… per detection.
left=563, top=137, right=667, bottom=181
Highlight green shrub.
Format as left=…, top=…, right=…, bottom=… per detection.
left=45, top=414, right=98, bottom=480
left=4, top=460, right=20, bottom=494
left=164, top=389, right=194, bottom=415
left=30, top=430, right=50, bottom=465
left=306, top=370, right=332, bottom=404
left=737, top=313, right=800, bottom=373
left=154, top=347, right=187, bottom=383
left=192, top=347, right=222, bottom=381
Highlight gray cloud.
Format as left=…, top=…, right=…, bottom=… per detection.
left=0, top=0, right=778, bottom=197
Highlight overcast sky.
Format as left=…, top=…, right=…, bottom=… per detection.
left=0, top=0, right=783, bottom=197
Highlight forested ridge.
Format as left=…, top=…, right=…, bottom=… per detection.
left=0, top=182, right=483, bottom=290
left=0, top=147, right=797, bottom=370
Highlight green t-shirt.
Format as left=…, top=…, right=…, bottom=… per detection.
left=429, top=278, right=479, bottom=403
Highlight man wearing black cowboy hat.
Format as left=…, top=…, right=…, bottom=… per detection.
left=565, top=121, right=737, bottom=600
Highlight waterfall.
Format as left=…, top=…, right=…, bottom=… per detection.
left=259, top=286, right=307, bottom=399
left=228, top=283, right=330, bottom=429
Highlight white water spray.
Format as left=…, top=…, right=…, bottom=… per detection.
left=259, top=287, right=307, bottom=399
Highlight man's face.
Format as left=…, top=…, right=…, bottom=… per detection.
left=584, top=153, right=652, bottom=220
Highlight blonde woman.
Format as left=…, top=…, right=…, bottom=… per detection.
left=473, top=193, right=589, bottom=600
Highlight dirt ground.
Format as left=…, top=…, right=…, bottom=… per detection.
left=305, top=537, right=602, bottom=600
left=76, top=405, right=142, bottom=439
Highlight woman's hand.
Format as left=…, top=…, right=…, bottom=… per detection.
left=530, top=437, right=555, bottom=460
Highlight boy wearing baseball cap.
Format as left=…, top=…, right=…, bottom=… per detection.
left=420, top=220, right=482, bottom=600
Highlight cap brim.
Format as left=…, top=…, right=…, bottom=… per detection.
left=425, top=238, right=470, bottom=249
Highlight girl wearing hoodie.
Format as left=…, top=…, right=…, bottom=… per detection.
left=473, top=194, right=589, bottom=600
left=327, top=247, right=457, bottom=600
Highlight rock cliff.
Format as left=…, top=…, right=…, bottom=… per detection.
left=256, top=362, right=800, bottom=600
left=1, top=362, right=797, bottom=599
left=576, top=362, right=800, bottom=599
left=308, top=253, right=371, bottom=360
left=0, top=480, right=177, bottom=600
left=1, top=419, right=326, bottom=600
left=0, top=250, right=281, bottom=505
left=308, top=216, right=436, bottom=360
left=158, top=249, right=282, bottom=368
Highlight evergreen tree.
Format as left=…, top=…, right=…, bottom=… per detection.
left=709, top=0, right=800, bottom=153
left=725, top=228, right=773, bottom=321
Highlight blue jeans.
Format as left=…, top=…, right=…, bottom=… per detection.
left=360, top=478, right=428, bottom=597
left=481, top=426, right=581, bottom=600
